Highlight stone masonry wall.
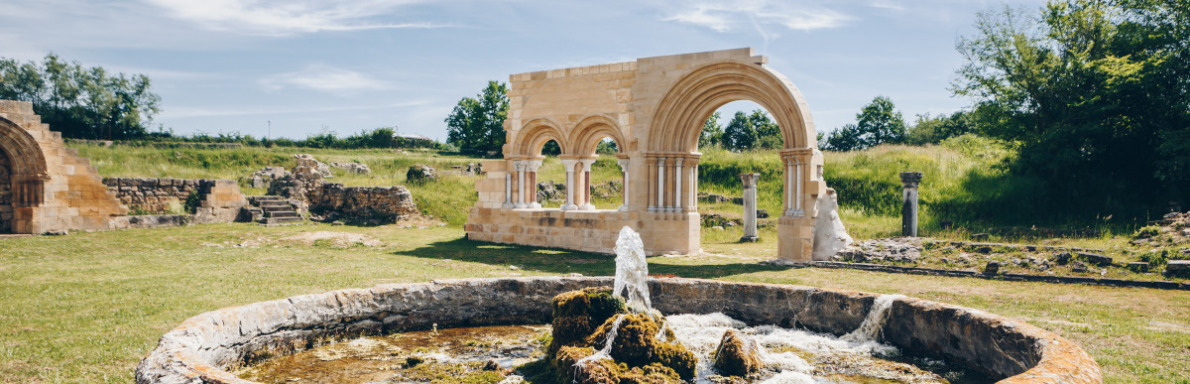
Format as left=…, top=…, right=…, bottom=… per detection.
left=0, top=149, right=11, bottom=233
left=103, top=177, right=247, bottom=228
left=103, top=177, right=205, bottom=213
left=465, top=207, right=637, bottom=254
left=306, top=183, right=417, bottom=224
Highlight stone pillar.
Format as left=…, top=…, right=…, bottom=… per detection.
left=561, top=159, right=578, bottom=211
left=901, top=172, right=922, bottom=237
left=687, top=161, right=698, bottom=212
left=514, top=161, right=528, bottom=209
left=673, top=158, right=684, bottom=213
left=740, top=173, right=759, bottom=242
left=526, top=160, right=543, bottom=209
left=794, top=158, right=803, bottom=216
left=579, top=158, right=596, bottom=210
left=655, top=157, right=666, bottom=213
left=502, top=171, right=513, bottom=209
left=617, top=158, right=630, bottom=211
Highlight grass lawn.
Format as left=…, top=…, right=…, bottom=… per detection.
left=1, top=224, right=1187, bottom=384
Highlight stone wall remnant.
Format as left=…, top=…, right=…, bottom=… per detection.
left=900, top=172, right=922, bottom=237
left=330, top=162, right=370, bottom=174
left=103, top=177, right=247, bottom=229
left=739, top=173, right=759, bottom=242
left=0, top=100, right=127, bottom=234
left=406, top=164, right=436, bottom=184
left=306, top=183, right=418, bottom=225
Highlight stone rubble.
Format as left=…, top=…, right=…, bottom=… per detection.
left=833, top=237, right=920, bottom=264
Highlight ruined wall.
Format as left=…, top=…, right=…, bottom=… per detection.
left=103, top=178, right=206, bottom=213
left=103, top=177, right=247, bottom=228
left=0, top=100, right=126, bottom=233
left=0, top=148, right=11, bottom=233
left=306, top=183, right=417, bottom=224
left=465, top=208, right=637, bottom=254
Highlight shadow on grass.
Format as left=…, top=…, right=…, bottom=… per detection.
left=393, top=237, right=789, bottom=279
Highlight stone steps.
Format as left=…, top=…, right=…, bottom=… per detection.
left=247, top=196, right=302, bottom=225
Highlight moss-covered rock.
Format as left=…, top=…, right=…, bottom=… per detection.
left=550, top=287, right=626, bottom=354
left=554, top=346, right=619, bottom=384
left=712, top=329, right=762, bottom=377
left=653, top=341, right=696, bottom=381
left=619, top=363, right=684, bottom=384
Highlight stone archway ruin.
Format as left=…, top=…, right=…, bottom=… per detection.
left=467, top=48, right=827, bottom=262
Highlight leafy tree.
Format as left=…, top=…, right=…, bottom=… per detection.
left=906, top=111, right=977, bottom=145
left=751, top=110, right=782, bottom=149
left=699, top=112, right=723, bottom=148
left=0, top=53, right=160, bottom=139
left=722, top=111, right=758, bottom=151
left=445, top=81, right=509, bottom=156
left=824, top=96, right=906, bottom=151
left=954, top=0, right=1190, bottom=215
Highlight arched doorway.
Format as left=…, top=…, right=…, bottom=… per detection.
left=0, top=148, right=12, bottom=233
left=644, top=59, right=824, bottom=261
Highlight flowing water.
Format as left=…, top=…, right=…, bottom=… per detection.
left=237, top=227, right=991, bottom=383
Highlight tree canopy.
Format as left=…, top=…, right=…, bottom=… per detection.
left=823, top=96, right=906, bottom=151
left=445, top=81, right=509, bottom=156
left=954, top=0, right=1190, bottom=213
left=718, top=109, right=781, bottom=151
left=0, top=53, right=160, bottom=140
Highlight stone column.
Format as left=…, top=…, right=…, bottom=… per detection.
left=673, top=158, right=684, bottom=213
left=579, top=158, right=596, bottom=210
left=514, top=161, right=528, bottom=209
left=793, top=158, right=803, bottom=216
left=527, top=160, right=543, bottom=209
left=784, top=157, right=794, bottom=216
left=740, top=173, right=760, bottom=242
left=655, top=157, right=666, bottom=213
left=901, top=172, right=922, bottom=237
left=561, top=159, right=578, bottom=211
left=502, top=171, right=513, bottom=209
left=617, top=158, right=630, bottom=211
left=687, top=161, right=698, bottom=212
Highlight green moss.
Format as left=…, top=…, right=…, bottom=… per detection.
left=711, top=329, right=762, bottom=377
left=549, top=287, right=626, bottom=354
left=653, top=341, right=696, bottom=380
left=619, top=363, right=684, bottom=384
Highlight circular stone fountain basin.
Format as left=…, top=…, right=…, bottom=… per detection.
left=135, top=277, right=1101, bottom=384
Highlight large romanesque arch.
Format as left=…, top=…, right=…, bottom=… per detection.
left=467, top=48, right=826, bottom=261
left=0, top=116, right=50, bottom=233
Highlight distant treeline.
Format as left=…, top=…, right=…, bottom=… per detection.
left=137, top=127, right=447, bottom=150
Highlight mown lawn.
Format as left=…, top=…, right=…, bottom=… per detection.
left=1, top=224, right=1187, bottom=383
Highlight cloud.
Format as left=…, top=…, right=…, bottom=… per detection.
left=140, top=0, right=448, bottom=36
left=162, top=100, right=430, bottom=119
left=663, top=0, right=849, bottom=32
left=260, top=65, right=389, bottom=93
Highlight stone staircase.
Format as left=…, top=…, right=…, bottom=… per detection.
left=246, top=196, right=303, bottom=225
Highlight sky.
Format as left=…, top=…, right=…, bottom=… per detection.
left=0, top=0, right=1046, bottom=142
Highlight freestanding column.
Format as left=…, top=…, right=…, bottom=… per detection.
left=561, top=159, right=578, bottom=211
left=617, top=158, right=630, bottom=211
left=901, top=172, right=923, bottom=237
left=740, top=173, right=760, bottom=242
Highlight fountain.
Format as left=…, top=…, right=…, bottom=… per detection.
left=136, top=227, right=1102, bottom=384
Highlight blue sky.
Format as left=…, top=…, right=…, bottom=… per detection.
left=1, top=0, right=1045, bottom=141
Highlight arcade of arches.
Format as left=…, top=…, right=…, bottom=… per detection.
left=466, top=48, right=834, bottom=262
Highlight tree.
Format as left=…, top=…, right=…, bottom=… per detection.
left=445, top=81, right=509, bottom=156
left=699, top=112, right=723, bottom=148
left=0, top=53, right=160, bottom=140
left=824, top=96, right=906, bottom=151
left=750, top=110, right=782, bottom=149
left=722, top=111, right=757, bottom=151
left=954, top=0, right=1190, bottom=214
left=906, top=111, right=977, bottom=145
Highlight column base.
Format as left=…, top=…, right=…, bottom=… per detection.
left=739, top=235, right=759, bottom=243
left=562, top=204, right=578, bottom=211
left=502, top=202, right=515, bottom=209
left=579, top=204, right=595, bottom=211
left=530, top=203, right=542, bottom=209
left=618, top=205, right=629, bottom=212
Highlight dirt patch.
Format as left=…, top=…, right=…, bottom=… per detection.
left=281, top=231, right=383, bottom=248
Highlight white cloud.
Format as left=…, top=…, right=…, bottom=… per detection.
left=260, top=65, right=389, bottom=93
left=662, top=0, right=849, bottom=33
left=162, top=100, right=429, bottom=119
left=140, top=0, right=447, bottom=36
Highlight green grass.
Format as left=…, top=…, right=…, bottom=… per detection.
left=0, top=224, right=1187, bottom=383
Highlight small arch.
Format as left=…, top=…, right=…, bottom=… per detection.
left=648, top=62, right=817, bottom=153
left=0, top=116, right=49, bottom=179
left=569, top=115, right=627, bottom=157
left=514, top=118, right=570, bottom=157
